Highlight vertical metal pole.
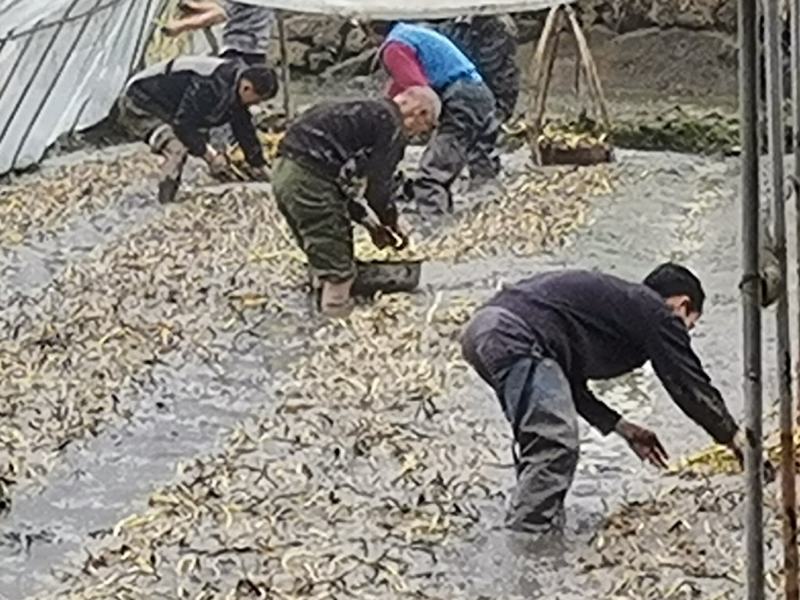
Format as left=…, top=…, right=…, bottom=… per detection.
left=766, top=0, right=799, bottom=597
left=276, top=10, right=292, bottom=118
left=794, top=0, right=800, bottom=421
left=740, top=0, right=764, bottom=598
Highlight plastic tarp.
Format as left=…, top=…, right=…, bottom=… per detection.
left=239, top=0, right=562, bottom=19
left=0, top=0, right=164, bottom=174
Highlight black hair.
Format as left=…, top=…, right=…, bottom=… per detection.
left=241, top=66, right=278, bottom=98
left=370, top=20, right=398, bottom=37
left=643, top=262, right=706, bottom=313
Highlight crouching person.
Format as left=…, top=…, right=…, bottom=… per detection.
left=272, top=87, right=441, bottom=317
left=117, top=56, right=277, bottom=202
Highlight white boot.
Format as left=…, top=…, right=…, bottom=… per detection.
left=320, top=278, right=354, bottom=318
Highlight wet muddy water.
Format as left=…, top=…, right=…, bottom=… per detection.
left=0, top=147, right=783, bottom=599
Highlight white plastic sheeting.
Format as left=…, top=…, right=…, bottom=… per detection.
left=0, top=0, right=560, bottom=173
left=0, top=0, right=164, bottom=174
left=240, top=0, right=561, bottom=19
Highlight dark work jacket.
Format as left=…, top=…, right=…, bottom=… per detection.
left=486, top=270, right=739, bottom=444
left=277, top=99, right=406, bottom=227
left=125, top=56, right=265, bottom=167
left=437, top=15, right=520, bottom=120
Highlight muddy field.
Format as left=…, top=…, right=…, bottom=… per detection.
left=0, top=140, right=795, bottom=599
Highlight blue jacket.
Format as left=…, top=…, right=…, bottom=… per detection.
left=385, top=23, right=483, bottom=91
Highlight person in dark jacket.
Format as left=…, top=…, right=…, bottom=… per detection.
left=117, top=56, right=277, bottom=202
left=436, top=15, right=519, bottom=178
left=379, top=23, right=497, bottom=212
left=461, top=264, right=745, bottom=533
left=272, top=86, right=441, bottom=317
left=164, top=1, right=274, bottom=66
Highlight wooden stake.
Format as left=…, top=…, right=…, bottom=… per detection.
left=528, top=7, right=563, bottom=163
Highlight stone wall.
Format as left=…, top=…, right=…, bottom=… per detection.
left=270, top=0, right=738, bottom=77
left=268, top=16, right=375, bottom=76
left=575, top=0, right=736, bottom=34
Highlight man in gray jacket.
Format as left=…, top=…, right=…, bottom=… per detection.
left=117, top=56, right=277, bottom=202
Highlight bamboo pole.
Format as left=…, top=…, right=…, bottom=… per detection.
left=765, top=0, right=799, bottom=594
left=528, top=7, right=562, bottom=164
left=793, top=0, right=800, bottom=421
left=739, top=0, right=764, bottom=597
left=565, top=5, right=609, bottom=129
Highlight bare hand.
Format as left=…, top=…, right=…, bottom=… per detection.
left=727, top=429, right=776, bottom=483
left=245, top=164, right=271, bottom=182
left=207, top=153, right=236, bottom=181
left=615, top=419, right=669, bottom=469
left=161, top=22, right=184, bottom=37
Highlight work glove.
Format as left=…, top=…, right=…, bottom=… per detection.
left=367, top=224, right=394, bottom=250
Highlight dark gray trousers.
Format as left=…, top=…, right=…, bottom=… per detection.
left=461, top=307, right=579, bottom=533
left=413, top=79, right=497, bottom=212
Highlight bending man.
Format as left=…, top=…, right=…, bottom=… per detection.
left=272, top=87, right=441, bottom=317
left=117, top=56, right=277, bottom=202
left=461, top=264, right=744, bottom=532
left=437, top=15, right=520, bottom=178
left=379, top=23, right=496, bottom=212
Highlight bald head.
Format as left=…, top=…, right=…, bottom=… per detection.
left=392, top=85, right=441, bottom=137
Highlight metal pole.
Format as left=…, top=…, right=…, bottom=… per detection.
left=276, top=10, right=292, bottom=118
left=740, top=0, right=764, bottom=597
left=766, top=0, right=799, bottom=597
left=794, top=0, right=800, bottom=420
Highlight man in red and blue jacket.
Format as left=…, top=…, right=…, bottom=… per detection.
left=379, top=23, right=498, bottom=212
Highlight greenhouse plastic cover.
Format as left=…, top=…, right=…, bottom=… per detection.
left=239, top=0, right=562, bottom=19
left=0, top=0, right=167, bottom=174
left=0, top=0, right=560, bottom=174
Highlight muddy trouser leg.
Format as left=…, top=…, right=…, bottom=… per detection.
left=116, top=95, right=188, bottom=202
left=272, top=157, right=356, bottom=286
left=501, top=356, right=579, bottom=533
left=467, top=113, right=501, bottom=182
left=413, top=80, right=495, bottom=213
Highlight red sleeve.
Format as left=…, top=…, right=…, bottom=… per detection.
left=381, top=41, right=429, bottom=97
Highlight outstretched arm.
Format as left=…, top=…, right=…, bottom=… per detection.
left=163, top=1, right=226, bottom=37
left=647, top=315, right=739, bottom=445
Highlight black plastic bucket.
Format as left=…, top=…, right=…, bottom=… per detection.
left=351, top=260, right=422, bottom=297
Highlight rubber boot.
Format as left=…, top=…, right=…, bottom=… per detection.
left=158, top=139, right=188, bottom=203
left=320, top=278, right=355, bottom=318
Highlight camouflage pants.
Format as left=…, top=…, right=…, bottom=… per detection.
left=462, top=307, right=579, bottom=533
left=414, top=79, right=497, bottom=212
left=272, top=157, right=356, bottom=282
left=116, top=95, right=181, bottom=154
